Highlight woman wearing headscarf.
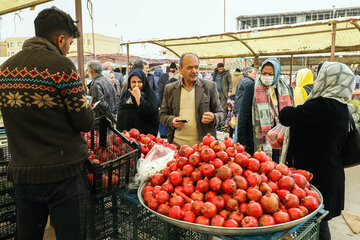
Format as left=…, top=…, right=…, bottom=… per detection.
left=293, top=68, right=314, bottom=106
left=116, top=69, right=159, bottom=136
left=279, top=62, right=356, bottom=240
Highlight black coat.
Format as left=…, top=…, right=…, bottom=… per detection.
left=157, top=73, right=178, bottom=107
left=279, top=97, right=348, bottom=220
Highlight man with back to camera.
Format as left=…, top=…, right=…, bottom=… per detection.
left=159, top=53, right=225, bottom=147
left=212, top=62, right=233, bottom=112
left=0, top=7, right=94, bottom=240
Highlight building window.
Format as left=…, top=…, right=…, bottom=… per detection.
left=260, top=18, right=265, bottom=27
left=17, top=42, right=22, bottom=47
left=252, top=19, right=257, bottom=27
left=306, top=13, right=312, bottom=21
left=10, top=42, right=14, bottom=47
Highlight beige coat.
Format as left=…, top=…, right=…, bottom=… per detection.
left=232, top=71, right=243, bottom=93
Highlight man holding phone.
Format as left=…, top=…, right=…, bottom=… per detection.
left=160, top=53, right=225, bottom=147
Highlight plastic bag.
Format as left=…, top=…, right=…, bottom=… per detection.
left=266, top=124, right=289, bottom=149
left=134, top=144, right=175, bottom=184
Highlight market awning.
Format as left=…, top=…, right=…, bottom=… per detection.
left=121, top=17, right=360, bottom=59
left=0, top=0, right=53, bottom=16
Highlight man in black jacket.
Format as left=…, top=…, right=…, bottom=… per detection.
left=0, top=7, right=94, bottom=240
left=212, top=63, right=232, bottom=112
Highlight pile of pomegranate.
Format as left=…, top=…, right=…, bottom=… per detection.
left=142, top=134, right=320, bottom=228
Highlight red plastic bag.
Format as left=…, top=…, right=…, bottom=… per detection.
left=266, top=124, right=288, bottom=149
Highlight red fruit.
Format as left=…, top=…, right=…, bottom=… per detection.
left=209, top=196, right=225, bottom=211
left=277, top=132, right=285, bottom=143
left=260, top=173, right=268, bottom=183
left=273, top=210, right=290, bottom=224
left=299, top=206, right=309, bottom=216
left=141, top=136, right=151, bottom=145
left=216, top=151, right=228, bottom=162
left=228, top=162, right=243, bottom=176
left=211, top=215, right=226, bottom=226
left=212, top=158, right=224, bottom=169
left=183, top=164, right=195, bottom=177
left=170, top=195, right=184, bottom=207
left=279, top=176, right=296, bottom=191
left=217, top=165, right=233, bottom=180
left=182, top=203, right=192, bottom=212
left=148, top=198, right=159, bottom=211
left=247, top=158, right=260, bottom=172
left=268, top=169, right=282, bottom=182
left=253, top=149, right=268, bottom=163
left=259, top=182, right=272, bottom=194
left=162, top=167, right=171, bottom=178
left=246, top=201, right=263, bottom=218
left=246, top=188, right=262, bottom=202
left=191, top=200, right=204, bottom=215
left=157, top=203, right=170, bottom=216
left=277, top=189, right=290, bottom=202
left=226, top=198, right=239, bottom=211
left=307, top=190, right=321, bottom=204
left=195, top=216, right=210, bottom=225
left=177, top=157, right=189, bottom=169
left=154, top=137, right=164, bottom=144
left=182, top=177, right=192, bottom=185
left=192, top=144, right=200, bottom=152
left=247, top=172, right=261, bottom=187
left=233, top=175, right=248, bottom=190
left=218, top=209, right=230, bottom=220
left=301, top=196, right=319, bottom=212
left=241, top=216, right=259, bottom=227
left=258, top=215, right=276, bottom=226
left=169, top=206, right=184, bottom=219
left=196, top=179, right=209, bottom=193
left=291, top=173, right=308, bottom=189
left=156, top=191, right=170, bottom=204
left=224, top=219, right=239, bottom=227
left=189, top=153, right=201, bottom=166
left=283, top=193, right=300, bottom=208
left=201, top=202, right=217, bottom=218
left=292, top=186, right=306, bottom=200
left=234, top=142, right=245, bottom=153
left=234, top=153, right=249, bottom=168
left=223, top=136, right=234, bottom=147
left=229, top=210, right=244, bottom=223
left=205, top=191, right=217, bottom=202
left=233, top=189, right=248, bottom=204
left=182, top=183, right=195, bottom=196
left=201, top=164, right=216, bottom=177
left=260, top=161, right=274, bottom=174
left=182, top=211, right=196, bottom=223
left=175, top=186, right=183, bottom=193
left=191, top=170, right=203, bottom=182
left=202, top=133, right=216, bottom=146
left=179, top=145, right=190, bottom=156
left=144, top=192, right=155, bottom=204
left=288, top=207, right=305, bottom=220
left=221, top=193, right=232, bottom=203
left=239, top=203, right=248, bottom=215
left=201, top=148, right=216, bottom=162
left=183, top=148, right=195, bottom=159
left=129, top=128, right=140, bottom=139
left=169, top=171, right=182, bottom=186
left=276, top=164, right=289, bottom=176
left=142, top=186, right=153, bottom=196
left=210, top=140, right=226, bottom=152
left=152, top=186, right=162, bottom=195
left=151, top=173, right=165, bottom=186
left=268, top=181, right=279, bottom=193
left=222, top=179, right=237, bottom=194
left=169, top=163, right=178, bottom=172
left=191, top=191, right=204, bottom=201
left=225, top=147, right=237, bottom=158
left=260, top=192, right=279, bottom=214
left=297, top=169, right=313, bottom=181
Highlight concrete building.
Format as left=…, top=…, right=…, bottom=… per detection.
left=236, top=6, right=360, bottom=29
left=5, top=37, right=30, bottom=56
left=0, top=41, right=7, bottom=57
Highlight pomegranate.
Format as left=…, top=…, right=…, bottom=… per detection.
left=157, top=203, right=170, bottom=216
left=148, top=198, right=159, bottom=211
left=233, top=175, right=248, bottom=190
left=260, top=192, right=279, bottom=214
left=177, top=157, right=189, bottom=169
left=210, top=140, right=226, bottom=152
left=247, top=158, right=260, bottom=172
left=156, top=191, right=170, bottom=204
left=223, top=136, right=234, bottom=148
left=162, top=167, right=171, bottom=178
left=247, top=187, right=262, bottom=202
left=183, top=148, right=195, bottom=159
left=225, top=147, right=237, bottom=158
left=129, top=128, right=140, bottom=139
left=182, top=211, right=196, bottom=223
left=246, top=201, right=263, bottom=218
left=169, top=162, right=178, bottom=172
left=216, top=165, right=232, bottom=180
left=183, top=164, right=195, bottom=177
left=202, top=133, right=216, bottom=146
left=190, top=170, right=203, bottom=182
left=299, top=206, right=309, bottom=216
left=275, top=164, right=289, bottom=176
left=209, top=177, right=222, bottom=191
left=228, top=162, right=243, bottom=176
left=182, top=176, right=192, bottom=185
left=235, top=142, right=245, bottom=153
left=247, top=172, right=261, bottom=187
left=152, top=186, right=162, bottom=195
left=234, top=153, right=249, bottom=168
left=144, top=192, right=155, bottom=204
left=200, top=148, right=216, bottom=162
left=151, top=173, right=165, bottom=186
left=191, top=190, right=204, bottom=201
left=212, top=158, right=224, bottom=169
left=169, top=171, right=182, bottom=186
left=253, top=149, right=268, bottom=162
left=142, top=186, right=153, bottom=196
left=189, top=153, right=201, bottom=166
left=216, top=151, right=228, bottom=162
left=239, top=203, right=248, bottom=215
left=209, top=196, right=225, bottom=211
left=288, top=207, right=305, bottom=220
left=221, top=193, right=232, bottom=203
left=169, top=206, right=184, bottom=219
left=196, top=179, right=209, bottom=193
left=259, top=182, right=272, bottom=194
left=191, top=200, right=204, bottom=215
left=241, top=216, right=259, bottom=227
left=291, top=173, right=308, bottom=189
left=258, top=214, right=276, bottom=226
left=283, top=193, right=300, bottom=208
left=233, top=189, right=248, bottom=204
left=268, top=169, right=282, bottom=182
left=222, top=179, right=237, bottom=194
left=307, top=190, right=321, bottom=204
left=225, top=198, right=239, bottom=211
left=182, top=183, right=195, bottom=196
left=301, top=196, right=319, bottom=212
left=291, top=186, right=306, bottom=200
left=279, top=176, right=295, bottom=191
left=182, top=203, right=192, bottom=212
left=277, top=189, right=290, bottom=202
left=211, top=215, right=226, bottom=227
left=201, top=164, right=215, bottom=177
left=205, top=191, right=217, bottom=202
left=218, top=209, right=230, bottom=220
left=195, top=216, right=210, bottom=225
left=260, top=161, right=274, bottom=174
left=273, top=210, right=290, bottom=224
left=224, top=219, right=239, bottom=227
left=297, top=169, right=313, bottom=181
left=229, top=210, right=244, bottom=223
left=268, top=181, right=279, bottom=193
left=260, top=173, right=268, bottom=183
left=201, top=202, right=217, bottom=218
left=170, top=195, right=184, bottom=207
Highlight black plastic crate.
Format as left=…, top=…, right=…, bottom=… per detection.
left=0, top=216, right=16, bottom=240
left=0, top=148, right=11, bottom=177
left=82, top=117, right=140, bottom=198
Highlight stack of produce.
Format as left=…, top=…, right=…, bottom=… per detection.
left=349, top=100, right=360, bottom=129
left=142, top=134, right=320, bottom=228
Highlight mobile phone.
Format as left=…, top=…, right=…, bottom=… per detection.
left=175, top=120, right=188, bottom=123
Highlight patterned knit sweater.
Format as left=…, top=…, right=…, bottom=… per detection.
left=0, top=37, right=95, bottom=184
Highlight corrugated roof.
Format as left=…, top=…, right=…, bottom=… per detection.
left=0, top=0, right=53, bottom=16
left=122, top=17, right=360, bottom=59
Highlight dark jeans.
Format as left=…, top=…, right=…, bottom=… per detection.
left=14, top=171, right=89, bottom=240
left=319, top=220, right=331, bottom=240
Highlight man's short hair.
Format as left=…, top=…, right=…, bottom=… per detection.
left=179, top=53, right=199, bottom=68
left=235, top=68, right=241, bottom=72
left=244, top=67, right=255, bottom=77
left=34, top=6, right=80, bottom=42
left=131, top=59, right=149, bottom=71
left=217, top=63, right=224, bottom=68
left=87, top=61, right=102, bottom=75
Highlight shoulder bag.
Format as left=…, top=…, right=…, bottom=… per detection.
left=342, top=111, right=360, bottom=168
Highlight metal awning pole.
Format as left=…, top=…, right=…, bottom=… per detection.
left=75, top=0, right=85, bottom=86
left=290, top=54, right=293, bottom=85
left=126, top=43, right=130, bottom=76
left=330, top=23, right=337, bottom=61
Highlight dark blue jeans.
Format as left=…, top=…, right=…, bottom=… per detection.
left=14, top=170, right=89, bottom=240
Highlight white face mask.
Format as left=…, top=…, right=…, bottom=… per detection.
left=260, top=75, right=274, bottom=86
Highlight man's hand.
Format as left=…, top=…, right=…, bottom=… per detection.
left=172, top=117, right=185, bottom=129
left=228, top=91, right=232, bottom=97
left=202, top=112, right=215, bottom=124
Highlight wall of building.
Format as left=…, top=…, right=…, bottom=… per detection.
left=5, top=37, right=30, bottom=56
left=69, top=33, right=121, bottom=55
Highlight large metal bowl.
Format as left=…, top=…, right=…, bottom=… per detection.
left=138, top=181, right=324, bottom=236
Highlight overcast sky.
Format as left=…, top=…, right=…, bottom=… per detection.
left=0, top=0, right=358, bottom=55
